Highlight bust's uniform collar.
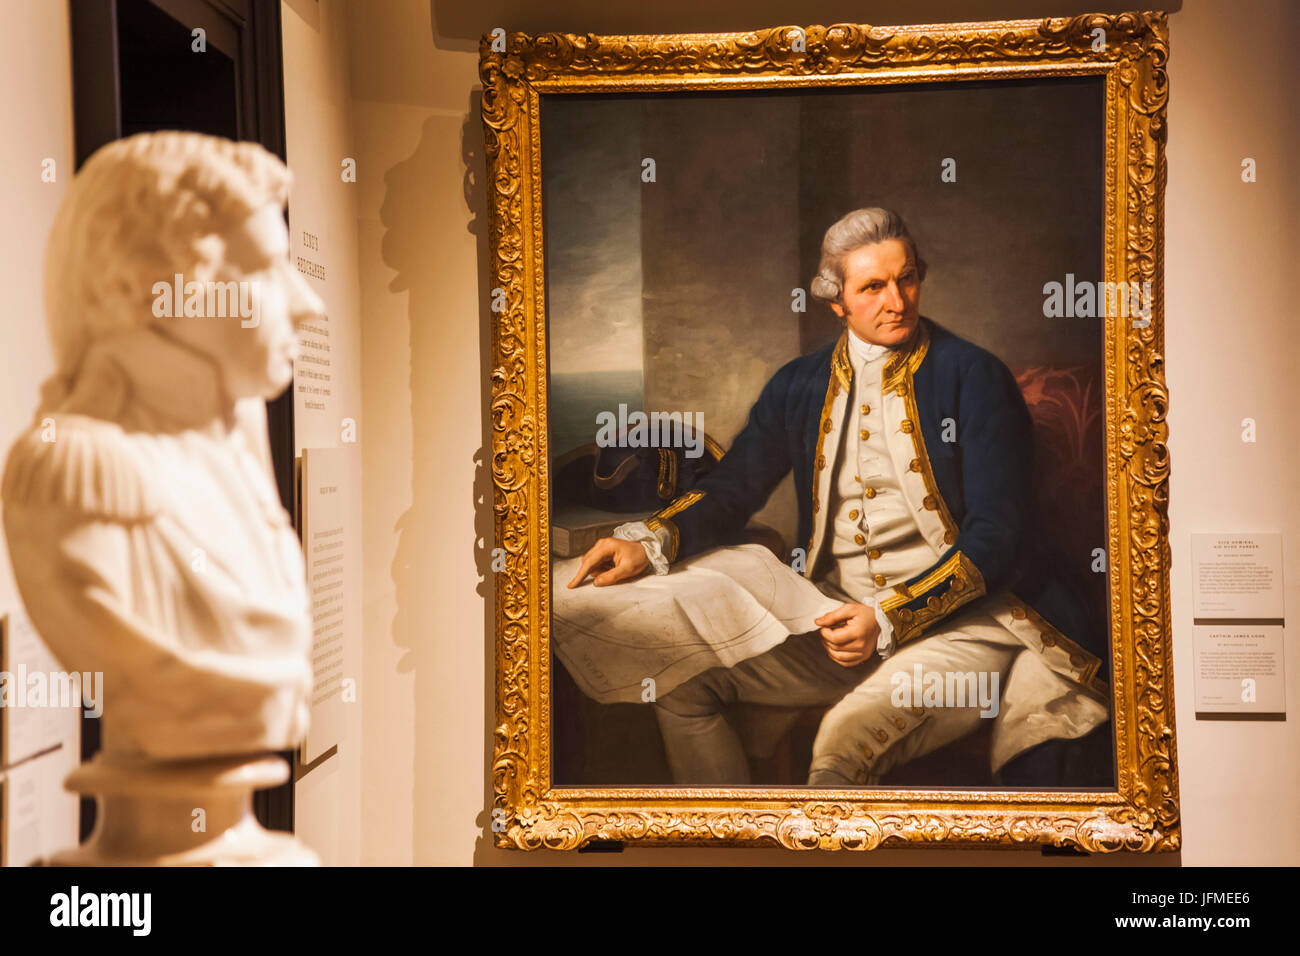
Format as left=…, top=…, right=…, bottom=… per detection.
left=62, top=324, right=230, bottom=431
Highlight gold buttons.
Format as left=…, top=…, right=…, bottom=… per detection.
left=873, top=728, right=888, bottom=743
left=860, top=429, right=870, bottom=440
left=849, top=509, right=859, bottom=520
left=927, top=595, right=942, bottom=610
left=865, top=488, right=877, bottom=499
left=874, top=573, right=887, bottom=587
left=900, top=420, right=914, bottom=434
left=860, top=403, right=871, bottom=415
left=868, top=548, right=881, bottom=559
left=943, top=531, right=956, bottom=545
left=922, top=495, right=937, bottom=510
left=816, top=454, right=826, bottom=470
left=1069, top=653, right=1086, bottom=667
left=854, top=475, right=861, bottom=483
left=908, top=458, right=922, bottom=472
left=822, top=419, right=833, bottom=433
left=1041, top=631, right=1057, bottom=648
left=1011, top=607, right=1027, bottom=620
left=893, top=716, right=906, bottom=730
left=855, top=533, right=865, bottom=546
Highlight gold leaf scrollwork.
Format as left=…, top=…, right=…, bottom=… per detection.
left=483, top=13, right=1177, bottom=852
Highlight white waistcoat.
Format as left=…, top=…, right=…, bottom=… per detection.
left=821, top=346, right=941, bottom=608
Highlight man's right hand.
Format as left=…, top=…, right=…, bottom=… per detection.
left=566, top=537, right=651, bottom=588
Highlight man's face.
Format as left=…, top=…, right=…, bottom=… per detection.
left=830, top=239, right=922, bottom=348
left=160, top=203, right=324, bottom=399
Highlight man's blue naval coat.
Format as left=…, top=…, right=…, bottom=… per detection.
left=644, top=316, right=1106, bottom=676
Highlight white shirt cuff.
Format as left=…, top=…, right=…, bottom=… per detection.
left=861, top=596, right=896, bottom=658
left=613, top=521, right=670, bottom=575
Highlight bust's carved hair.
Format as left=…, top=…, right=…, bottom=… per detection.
left=41, top=131, right=291, bottom=409
left=809, top=207, right=928, bottom=306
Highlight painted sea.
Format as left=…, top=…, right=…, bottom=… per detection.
left=548, top=369, right=645, bottom=461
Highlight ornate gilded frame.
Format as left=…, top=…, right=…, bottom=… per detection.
left=481, top=12, right=1176, bottom=851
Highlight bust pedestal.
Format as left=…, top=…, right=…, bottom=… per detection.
left=48, top=751, right=318, bottom=867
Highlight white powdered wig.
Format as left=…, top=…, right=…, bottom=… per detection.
left=809, top=207, right=928, bottom=305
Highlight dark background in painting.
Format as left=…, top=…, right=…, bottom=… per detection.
left=543, top=77, right=1104, bottom=550
left=542, top=77, right=1109, bottom=786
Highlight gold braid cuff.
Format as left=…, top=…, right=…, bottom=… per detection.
left=880, top=549, right=987, bottom=645
left=645, top=489, right=705, bottom=563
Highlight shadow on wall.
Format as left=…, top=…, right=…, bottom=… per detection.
left=461, top=90, right=501, bottom=866
left=377, top=87, right=495, bottom=864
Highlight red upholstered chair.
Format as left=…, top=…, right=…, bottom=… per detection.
left=1011, top=363, right=1107, bottom=614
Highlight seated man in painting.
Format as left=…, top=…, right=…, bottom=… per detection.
left=567, top=207, right=1110, bottom=786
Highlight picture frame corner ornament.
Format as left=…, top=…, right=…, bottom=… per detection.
left=1076, top=806, right=1179, bottom=853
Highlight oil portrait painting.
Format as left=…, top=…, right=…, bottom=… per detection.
left=484, top=13, right=1178, bottom=852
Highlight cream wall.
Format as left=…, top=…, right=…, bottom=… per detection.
left=0, top=2, right=70, bottom=633
left=0, top=0, right=78, bottom=864
left=1163, top=0, right=1299, bottom=865
left=282, top=0, right=365, bottom=867
left=347, top=0, right=483, bottom=865
left=345, top=0, right=1298, bottom=866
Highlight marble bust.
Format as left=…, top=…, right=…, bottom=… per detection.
left=2, top=131, right=322, bottom=864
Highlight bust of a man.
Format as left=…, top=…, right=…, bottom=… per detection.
left=2, top=131, right=322, bottom=761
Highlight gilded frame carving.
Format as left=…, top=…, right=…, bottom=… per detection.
left=481, top=12, right=1176, bottom=851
